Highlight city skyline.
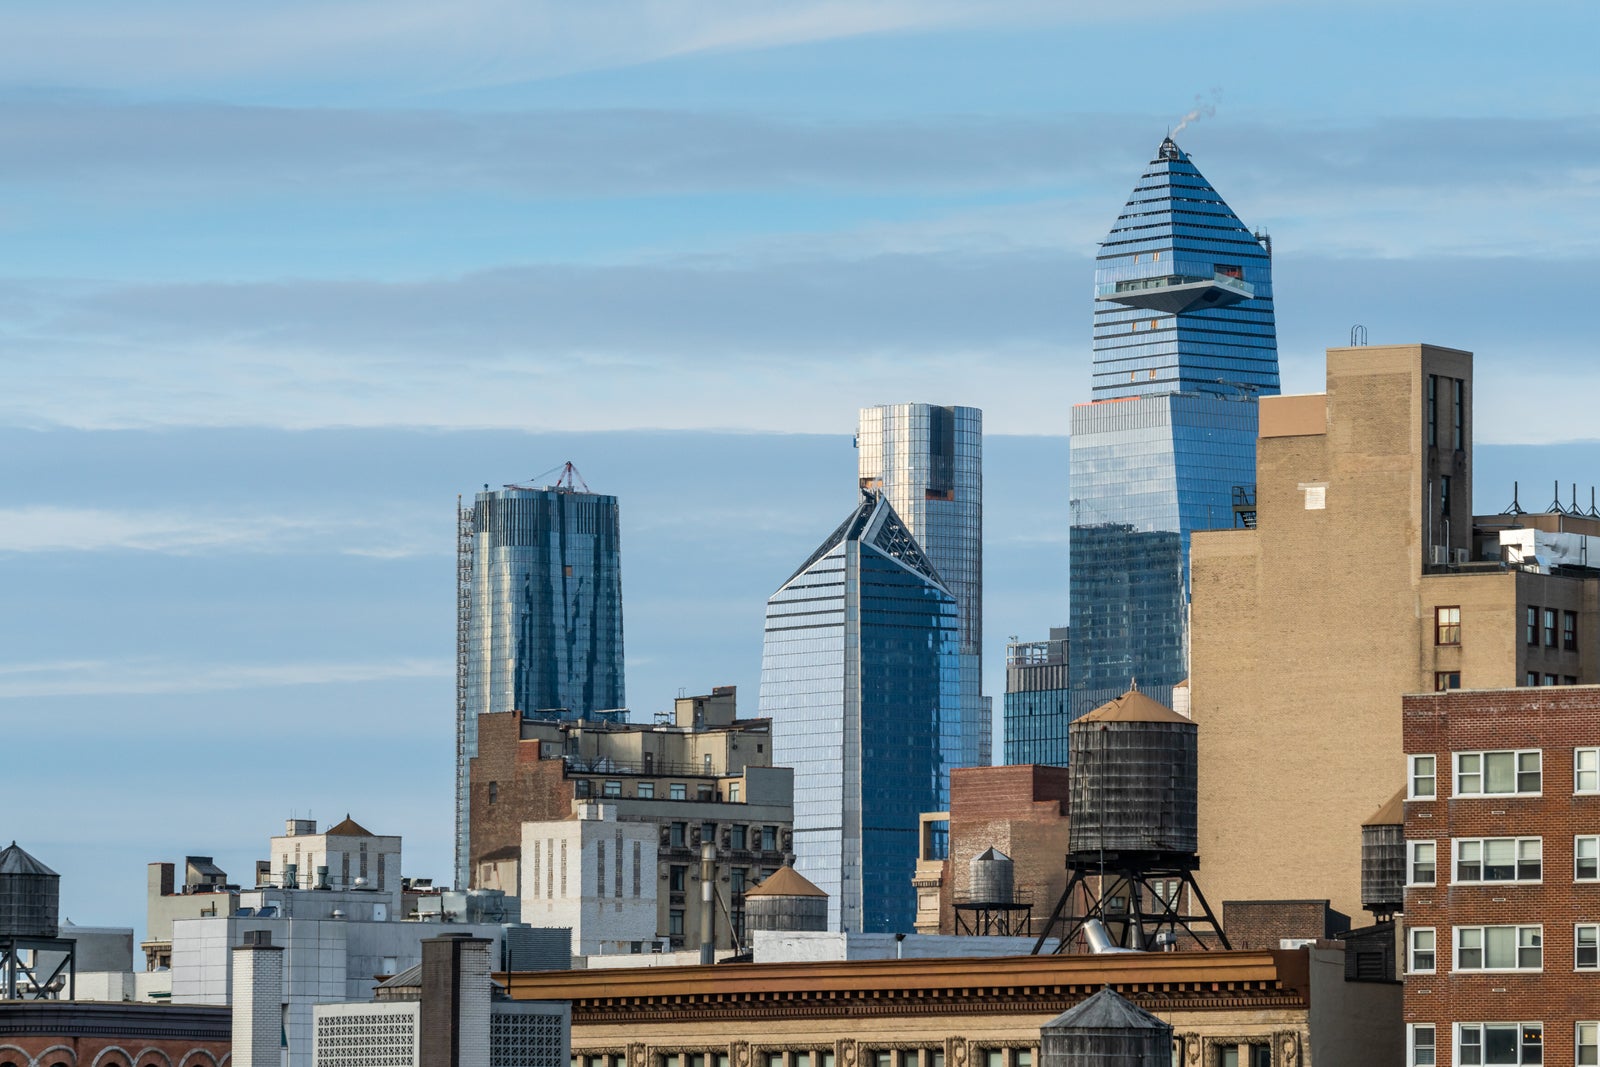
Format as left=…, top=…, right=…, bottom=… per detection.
left=9, top=0, right=1600, bottom=947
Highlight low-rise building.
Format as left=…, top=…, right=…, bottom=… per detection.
left=502, top=945, right=1398, bottom=1067
left=472, top=687, right=794, bottom=952
left=1402, top=685, right=1600, bottom=1067
left=0, top=1001, right=230, bottom=1066
left=143, top=856, right=237, bottom=970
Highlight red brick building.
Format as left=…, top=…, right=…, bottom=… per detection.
left=0, top=1002, right=230, bottom=1067
left=1403, top=685, right=1600, bottom=1066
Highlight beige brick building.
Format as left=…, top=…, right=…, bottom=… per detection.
left=1191, top=343, right=1600, bottom=925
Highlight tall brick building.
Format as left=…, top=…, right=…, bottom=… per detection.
left=1402, top=685, right=1600, bottom=1067
left=1190, top=343, right=1600, bottom=924
left=469, top=687, right=793, bottom=952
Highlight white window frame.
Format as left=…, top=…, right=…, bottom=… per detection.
left=1454, top=749, right=1543, bottom=797
left=1580, top=748, right=1600, bottom=794
left=1408, top=840, right=1437, bottom=886
left=1405, top=1023, right=1436, bottom=1067
left=1579, top=925, right=1600, bottom=971
left=1454, top=1022, right=1542, bottom=1066
left=1452, top=836, right=1542, bottom=884
left=1454, top=925, right=1543, bottom=972
left=1579, top=836, right=1600, bottom=882
left=1409, top=754, right=1437, bottom=799
left=1578, top=1021, right=1599, bottom=1067
left=1408, top=927, right=1436, bottom=974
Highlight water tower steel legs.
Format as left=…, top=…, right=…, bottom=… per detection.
left=1030, top=866, right=1229, bottom=954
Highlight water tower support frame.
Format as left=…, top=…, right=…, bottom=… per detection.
left=1031, top=853, right=1229, bottom=954
left=1, top=935, right=76, bottom=1000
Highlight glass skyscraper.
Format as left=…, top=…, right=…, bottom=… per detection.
left=455, top=478, right=625, bottom=887
left=1067, top=137, right=1279, bottom=718
left=760, top=491, right=960, bottom=933
left=1001, top=627, right=1071, bottom=766
left=856, top=403, right=988, bottom=767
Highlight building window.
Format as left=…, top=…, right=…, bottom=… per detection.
left=1409, top=927, right=1436, bottom=973
left=1455, top=925, right=1542, bottom=971
left=1440, top=475, right=1452, bottom=517
left=668, top=910, right=684, bottom=937
left=669, top=866, right=686, bottom=892
left=1452, top=378, right=1464, bottom=450
left=762, top=826, right=778, bottom=851
left=1566, top=611, right=1580, bottom=650
left=603, top=780, right=622, bottom=797
left=1427, top=374, right=1438, bottom=446
left=1528, top=605, right=1540, bottom=646
left=1407, top=1024, right=1436, bottom=1067
left=574, top=779, right=592, bottom=797
left=1579, top=837, right=1600, bottom=881
left=1409, top=755, right=1437, bottom=799
left=1434, top=672, right=1460, bottom=692
left=730, top=825, right=747, bottom=850
left=669, top=822, right=686, bottom=848
left=1409, top=840, right=1437, bottom=886
left=1545, top=608, right=1559, bottom=647
left=488, top=781, right=498, bottom=804
left=729, top=783, right=741, bottom=803
left=1527, top=672, right=1540, bottom=687
left=1455, top=1023, right=1540, bottom=1065
left=1568, top=676, right=1580, bottom=686
left=1579, top=1022, right=1599, bottom=1066
left=1455, top=750, right=1541, bottom=796
left=1436, top=606, right=1461, bottom=645
left=1546, top=673, right=1560, bottom=687
left=1579, top=749, right=1600, bottom=794
left=702, top=822, right=717, bottom=844
left=670, top=783, right=687, bottom=800
left=1454, top=837, right=1541, bottom=883
left=637, top=782, right=654, bottom=799
left=1578, top=926, right=1600, bottom=970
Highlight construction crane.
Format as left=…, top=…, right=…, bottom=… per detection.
left=506, top=461, right=591, bottom=494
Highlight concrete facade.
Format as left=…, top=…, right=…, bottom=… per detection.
left=1402, top=686, right=1600, bottom=1067
left=1190, top=343, right=1600, bottom=923
left=472, top=688, right=794, bottom=952
left=519, top=805, right=659, bottom=955
left=267, top=816, right=402, bottom=914
left=143, top=858, right=237, bottom=969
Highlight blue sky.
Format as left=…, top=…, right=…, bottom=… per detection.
left=8, top=0, right=1600, bottom=944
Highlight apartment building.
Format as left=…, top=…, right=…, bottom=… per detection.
left=1402, top=685, right=1600, bottom=1067
left=1191, top=343, right=1600, bottom=924
left=470, top=687, right=794, bottom=952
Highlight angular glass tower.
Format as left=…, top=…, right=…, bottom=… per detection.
left=455, top=477, right=625, bottom=886
left=1067, top=137, right=1278, bottom=719
left=857, top=403, right=988, bottom=768
left=760, top=491, right=960, bottom=933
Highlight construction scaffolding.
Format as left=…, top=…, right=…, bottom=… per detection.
left=454, top=496, right=475, bottom=889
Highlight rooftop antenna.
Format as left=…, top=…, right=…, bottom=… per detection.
left=1589, top=488, right=1599, bottom=520
left=1548, top=480, right=1566, bottom=515
left=1502, top=481, right=1525, bottom=516
left=1574, top=484, right=1582, bottom=516
left=1350, top=324, right=1368, bottom=346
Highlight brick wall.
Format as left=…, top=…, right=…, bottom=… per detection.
left=1221, top=900, right=1341, bottom=950
left=946, top=766, right=1070, bottom=935
left=1403, top=686, right=1600, bottom=1066
left=469, top=711, right=574, bottom=881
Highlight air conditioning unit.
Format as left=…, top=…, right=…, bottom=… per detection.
left=1454, top=548, right=1471, bottom=564
left=1429, top=546, right=1449, bottom=565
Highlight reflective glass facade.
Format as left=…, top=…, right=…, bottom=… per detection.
left=456, top=485, right=625, bottom=886
left=1002, top=627, right=1073, bottom=766
left=857, top=403, right=988, bottom=767
left=760, top=493, right=960, bottom=932
left=1067, top=138, right=1279, bottom=718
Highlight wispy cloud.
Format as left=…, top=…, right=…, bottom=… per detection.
left=0, top=655, right=450, bottom=699
left=0, top=505, right=441, bottom=557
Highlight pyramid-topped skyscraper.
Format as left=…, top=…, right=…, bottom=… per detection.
left=1064, top=137, right=1279, bottom=724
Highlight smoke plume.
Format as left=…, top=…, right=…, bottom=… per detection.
left=1171, top=88, right=1222, bottom=137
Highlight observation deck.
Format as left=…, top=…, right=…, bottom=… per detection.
left=1095, top=271, right=1254, bottom=315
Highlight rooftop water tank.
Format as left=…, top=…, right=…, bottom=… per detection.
left=0, top=842, right=60, bottom=939
left=1040, top=986, right=1173, bottom=1067
left=967, top=846, right=1014, bottom=905
left=1361, top=789, right=1406, bottom=918
left=1068, top=691, right=1197, bottom=858
left=744, top=866, right=828, bottom=933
